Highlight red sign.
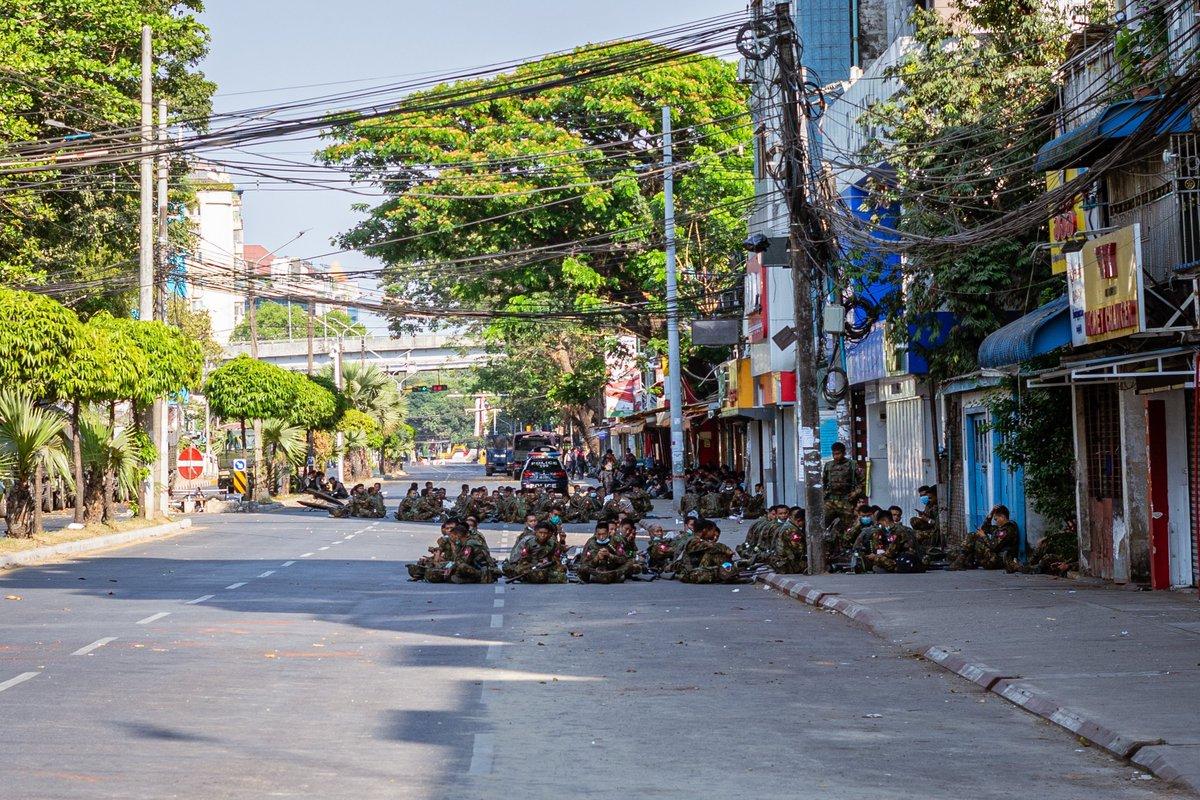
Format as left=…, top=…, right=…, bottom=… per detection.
left=177, top=447, right=204, bottom=481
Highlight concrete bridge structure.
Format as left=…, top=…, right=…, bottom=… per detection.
left=222, top=333, right=489, bottom=376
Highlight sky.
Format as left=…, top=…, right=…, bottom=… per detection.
left=198, top=0, right=743, bottom=335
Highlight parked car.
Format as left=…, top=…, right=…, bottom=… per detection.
left=519, top=455, right=569, bottom=495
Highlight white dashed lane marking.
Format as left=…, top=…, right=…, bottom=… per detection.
left=299, top=552, right=315, bottom=558
left=494, top=585, right=505, bottom=595
left=281, top=561, right=295, bottom=567
left=258, top=570, right=276, bottom=578
left=486, top=643, right=501, bottom=661
left=225, top=582, right=247, bottom=590
left=493, top=599, right=504, bottom=608
left=135, top=612, right=170, bottom=625
left=490, top=614, right=503, bottom=628
left=72, top=637, right=117, bottom=656
left=318, top=546, right=330, bottom=551
left=186, top=594, right=214, bottom=605
left=469, top=733, right=495, bottom=775
left=0, top=672, right=39, bottom=693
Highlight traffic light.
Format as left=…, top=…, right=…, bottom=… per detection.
left=410, top=386, right=430, bottom=393
left=430, top=384, right=448, bottom=392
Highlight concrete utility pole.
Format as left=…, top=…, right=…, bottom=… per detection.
left=775, top=3, right=828, bottom=573
left=662, top=106, right=687, bottom=508
left=154, top=98, right=170, bottom=516
left=138, top=24, right=162, bottom=519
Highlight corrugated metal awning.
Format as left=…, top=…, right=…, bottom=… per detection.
left=978, top=296, right=1071, bottom=369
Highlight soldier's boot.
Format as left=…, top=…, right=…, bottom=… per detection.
left=406, top=563, right=426, bottom=581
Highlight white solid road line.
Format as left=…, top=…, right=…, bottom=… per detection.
left=281, top=561, right=295, bottom=567
left=494, top=599, right=504, bottom=608
left=225, top=582, right=247, bottom=590
left=299, top=552, right=315, bottom=558
left=490, top=614, right=503, bottom=628
left=136, top=612, right=170, bottom=625
left=258, top=570, right=276, bottom=578
left=468, top=733, right=495, bottom=775
left=0, top=672, right=39, bottom=693
left=186, top=594, right=215, bottom=605
left=72, top=637, right=117, bottom=656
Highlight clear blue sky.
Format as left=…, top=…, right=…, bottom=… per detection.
left=199, top=0, right=742, bottom=332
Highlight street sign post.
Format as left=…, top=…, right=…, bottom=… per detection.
left=177, top=447, right=204, bottom=481
left=231, top=458, right=248, bottom=498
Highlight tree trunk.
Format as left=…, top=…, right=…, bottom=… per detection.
left=31, top=462, right=43, bottom=538
left=82, top=469, right=105, bottom=525
left=252, top=418, right=266, bottom=502
left=72, top=400, right=84, bottom=524
left=4, top=480, right=34, bottom=538
left=103, top=401, right=116, bottom=524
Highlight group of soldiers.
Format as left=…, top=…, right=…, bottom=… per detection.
left=406, top=512, right=762, bottom=586
left=391, top=483, right=654, bottom=525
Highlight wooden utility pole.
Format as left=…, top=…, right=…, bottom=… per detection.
left=775, top=2, right=830, bottom=573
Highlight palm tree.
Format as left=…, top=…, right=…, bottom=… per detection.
left=320, top=361, right=405, bottom=474
left=78, top=413, right=139, bottom=525
left=0, top=389, right=72, bottom=538
left=261, top=418, right=306, bottom=494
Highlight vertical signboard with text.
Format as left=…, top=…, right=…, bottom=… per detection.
left=1065, top=223, right=1145, bottom=346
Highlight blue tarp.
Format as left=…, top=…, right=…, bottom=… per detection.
left=977, top=296, right=1071, bottom=369
left=1036, top=94, right=1194, bottom=171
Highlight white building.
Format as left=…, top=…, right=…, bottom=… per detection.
left=184, top=162, right=245, bottom=344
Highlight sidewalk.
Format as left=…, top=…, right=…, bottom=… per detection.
left=762, top=569, right=1200, bottom=793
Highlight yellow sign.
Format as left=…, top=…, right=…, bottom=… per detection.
left=1046, top=168, right=1089, bottom=275
left=231, top=470, right=248, bottom=497
left=1065, top=224, right=1144, bottom=346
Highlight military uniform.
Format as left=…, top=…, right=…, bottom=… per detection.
left=768, top=520, right=807, bottom=574
left=674, top=537, right=739, bottom=584
left=444, top=532, right=497, bottom=583
left=645, top=531, right=676, bottom=571
left=868, top=523, right=923, bottom=573
left=699, top=491, right=728, bottom=520
left=407, top=534, right=453, bottom=580
left=737, top=517, right=776, bottom=561
left=953, top=519, right=1019, bottom=570
left=821, top=457, right=862, bottom=531
left=577, top=535, right=635, bottom=583
left=742, top=493, right=766, bottom=520
left=627, top=487, right=653, bottom=516
left=502, top=536, right=566, bottom=583
left=680, top=490, right=700, bottom=518
left=365, top=493, right=387, bottom=518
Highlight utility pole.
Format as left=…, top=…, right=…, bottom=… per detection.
left=305, top=300, right=316, bottom=469
left=662, top=106, right=687, bottom=508
left=138, top=24, right=160, bottom=519
left=154, top=97, right=170, bottom=516
left=775, top=3, right=828, bottom=573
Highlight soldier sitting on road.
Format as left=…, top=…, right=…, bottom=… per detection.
left=363, top=485, right=387, bottom=518
left=330, top=484, right=366, bottom=517
left=742, top=484, right=766, bottom=520
left=674, top=519, right=740, bottom=584
left=502, top=522, right=566, bottom=584
left=737, top=504, right=782, bottom=564
left=442, top=521, right=498, bottom=584
left=952, top=504, right=1020, bottom=570
left=910, top=485, right=942, bottom=550
left=395, top=488, right=421, bottom=520
left=1014, top=518, right=1077, bottom=576
left=644, top=523, right=676, bottom=572
left=408, top=521, right=455, bottom=581
left=698, top=488, right=728, bottom=520
left=451, top=484, right=472, bottom=518
left=867, top=509, right=924, bottom=573
left=577, top=522, right=636, bottom=584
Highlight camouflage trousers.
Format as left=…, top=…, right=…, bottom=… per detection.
left=502, top=561, right=566, bottom=584
left=449, top=564, right=497, bottom=584
left=822, top=496, right=854, bottom=531
left=952, top=533, right=1004, bottom=570
left=869, top=552, right=924, bottom=573
left=678, top=565, right=738, bottom=584
left=577, top=564, right=628, bottom=584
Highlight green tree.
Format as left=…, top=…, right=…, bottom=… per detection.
left=286, top=373, right=343, bottom=432
left=857, top=0, right=1070, bottom=380
left=320, top=44, right=751, bottom=432
left=0, top=1, right=215, bottom=291
left=0, top=287, right=82, bottom=400
left=204, top=355, right=298, bottom=500
left=0, top=388, right=71, bottom=537
left=229, top=302, right=366, bottom=342
left=54, top=313, right=148, bottom=524
left=407, top=386, right=475, bottom=449
left=337, top=409, right=378, bottom=479
left=77, top=412, right=141, bottom=525
left=167, top=297, right=224, bottom=365
left=987, top=380, right=1076, bottom=527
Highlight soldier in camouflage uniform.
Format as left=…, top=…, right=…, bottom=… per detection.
left=1015, top=518, right=1077, bottom=576
left=699, top=489, right=727, bottom=520
left=768, top=508, right=807, bottom=573
left=408, top=522, right=455, bottom=580
left=742, top=484, right=766, bottom=520
left=441, top=522, right=498, bottom=584
left=674, top=520, right=740, bottom=584
left=952, top=504, right=1020, bottom=570
left=577, top=522, right=635, bottom=584
left=330, top=484, right=367, bottom=518
left=866, top=510, right=923, bottom=573
left=502, top=523, right=566, bottom=583
left=413, top=489, right=444, bottom=521
left=644, top=523, right=675, bottom=572
left=394, top=489, right=421, bottom=521
left=364, top=486, right=387, bottom=518
left=450, top=485, right=472, bottom=519
left=910, top=485, right=942, bottom=550
left=627, top=486, right=653, bottom=517
left=564, top=488, right=592, bottom=523
left=821, top=442, right=862, bottom=534
left=680, top=488, right=700, bottom=518
left=737, top=505, right=782, bottom=563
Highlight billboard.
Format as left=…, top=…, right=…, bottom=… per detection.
left=1065, top=224, right=1145, bottom=346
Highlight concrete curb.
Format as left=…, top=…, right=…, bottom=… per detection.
left=759, top=572, right=1197, bottom=795
left=0, top=518, right=194, bottom=568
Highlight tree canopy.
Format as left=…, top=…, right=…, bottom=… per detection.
left=55, top=313, right=149, bottom=405
left=204, top=355, right=297, bottom=423
left=0, top=286, right=82, bottom=399
left=0, top=1, right=215, bottom=298
left=320, top=43, right=751, bottom=428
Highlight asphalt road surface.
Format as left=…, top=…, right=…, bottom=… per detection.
left=0, top=466, right=1183, bottom=799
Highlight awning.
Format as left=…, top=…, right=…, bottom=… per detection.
left=1036, top=94, right=1194, bottom=171
left=718, top=406, right=775, bottom=421
left=978, top=296, right=1071, bottom=369
left=1028, top=346, right=1197, bottom=387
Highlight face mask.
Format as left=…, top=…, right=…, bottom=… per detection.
left=919, top=496, right=930, bottom=507
left=550, top=515, right=561, bottom=524
left=861, top=516, right=874, bottom=525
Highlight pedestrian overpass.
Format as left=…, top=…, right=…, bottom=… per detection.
left=222, top=333, right=489, bottom=376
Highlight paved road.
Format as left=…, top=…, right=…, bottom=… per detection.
left=0, top=467, right=1183, bottom=799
